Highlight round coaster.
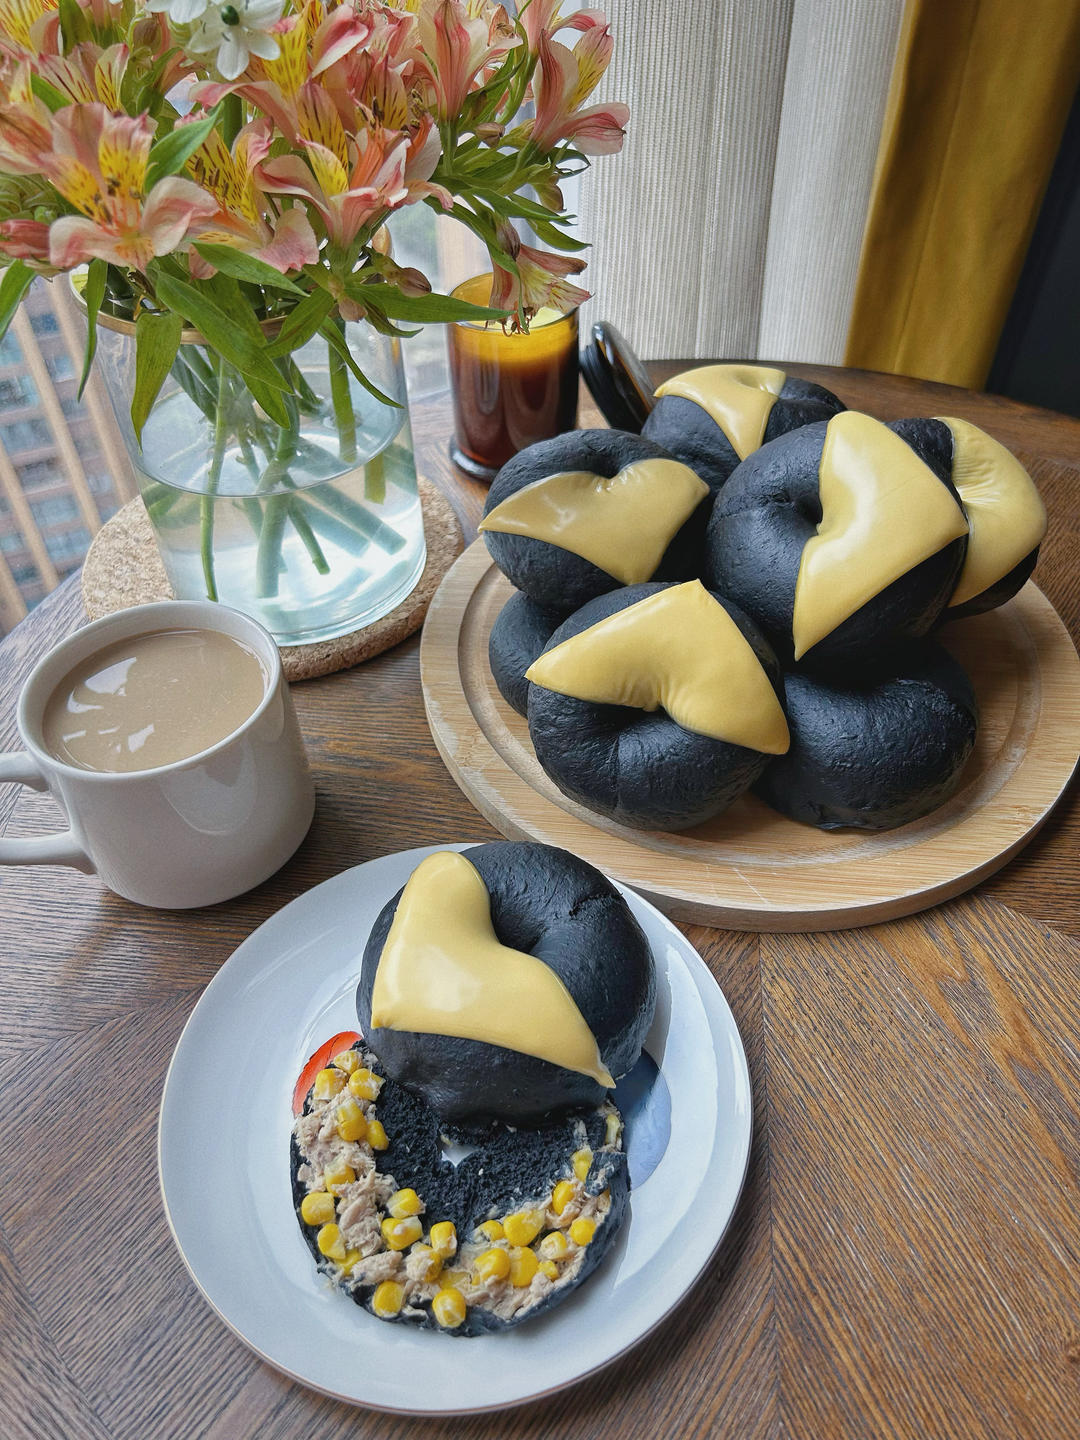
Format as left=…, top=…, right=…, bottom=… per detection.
left=81, top=477, right=464, bottom=682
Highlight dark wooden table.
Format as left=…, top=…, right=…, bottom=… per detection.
left=2, top=365, right=1079, bottom=1440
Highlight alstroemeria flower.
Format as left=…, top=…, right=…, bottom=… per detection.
left=0, top=217, right=51, bottom=263
left=186, top=117, right=319, bottom=274
left=258, top=122, right=410, bottom=249
left=0, top=0, right=58, bottom=52
left=186, top=0, right=285, bottom=82
left=414, top=0, right=519, bottom=122
left=38, top=42, right=129, bottom=110
left=529, top=25, right=628, bottom=154
left=519, top=0, right=607, bottom=47
left=489, top=224, right=587, bottom=320
left=41, top=104, right=217, bottom=270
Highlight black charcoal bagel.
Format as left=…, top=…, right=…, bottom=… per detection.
left=489, top=591, right=565, bottom=716
left=356, top=842, right=655, bottom=1124
left=753, top=639, right=978, bottom=830
left=292, top=1047, right=629, bottom=1335
left=704, top=416, right=968, bottom=670
left=526, top=582, right=784, bottom=831
left=643, top=367, right=845, bottom=491
left=480, top=429, right=712, bottom=611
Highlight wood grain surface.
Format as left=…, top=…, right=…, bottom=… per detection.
left=1, top=364, right=1078, bottom=1440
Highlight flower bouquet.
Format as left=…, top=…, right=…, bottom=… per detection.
left=0, top=0, right=628, bottom=642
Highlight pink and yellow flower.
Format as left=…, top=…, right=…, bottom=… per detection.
left=529, top=25, right=627, bottom=153
left=413, top=0, right=519, bottom=122
left=489, top=222, right=587, bottom=320
left=40, top=104, right=217, bottom=270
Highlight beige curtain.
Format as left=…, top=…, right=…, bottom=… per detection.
left=577, top=0, right=905, bottom=364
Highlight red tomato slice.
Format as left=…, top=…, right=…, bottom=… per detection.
left=292, top=1030, right=362, bottom=1115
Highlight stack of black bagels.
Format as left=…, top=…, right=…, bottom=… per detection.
left=483, top=363, right=1047, bottom=833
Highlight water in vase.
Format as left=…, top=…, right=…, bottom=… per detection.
left=138, top=388, right=426, bottom=645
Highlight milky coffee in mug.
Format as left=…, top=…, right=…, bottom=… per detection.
left=0, top=601, right=314, bottom=908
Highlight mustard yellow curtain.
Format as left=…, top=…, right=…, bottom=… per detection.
left=845, top=0, right=1080, bottom=388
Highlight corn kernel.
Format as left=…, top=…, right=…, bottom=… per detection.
left=502, top=1209, right=544, bottom=1247
left=441, top=1267, right=468, bottom=1289
left=509, top=1246, right=539, bottom=1288
left=572, top=1148, right=593, bottom=1182
left=551, top=1181, right=576, bottom=1216
left=332, top=1049, right=360, bottom=1074
left=538, top=1231, right=569, bottom=1260
left=429, top=1221, right=457, bottom=1258
left=387, top=1187, right=423, bottom=1218
left=432, top=1287, right=467, bottom=1329
left=381, top=1216, right=423, bottom=1250
left=478, top=1219, right=504, bottom=1243
left=317, top=1223, right=346, bottom=1262
left=569, top=1216, right=596, bottom=1247
left=300, top=1191, right=336, bottom=1226
left=539, top=1259, right=559, bottom=1281
left=324, top=1162, right=355, bottom=1195
left=349, top=1067, right=383, bottom=1101
left=474, top=1247, right=511, bottom=1282
left=367, top=1119, right=389, bottom=1151
left=313, top=1067, right=346, bottom=1101
left=410, top=1244, right=443, bottom=1282
left=341, top=1249, right=363, bottom=1275
left=604, top=1112, right=621, bottom=1147
left=372, top=1280, right=406, bottom=1317
left=335, top=1097, right=367, bottom=1143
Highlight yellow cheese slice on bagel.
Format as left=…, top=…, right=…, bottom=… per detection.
left=526, top=580, right=790, bottom=754
left=653, top=363, right=787, bottom=461
left=939, top=417, right=1047, bottom=606
left=370, top=851, right=614, bottom=1087
left=478, top=459, right=708, bottom=586
left=792, top=412, right=969, bottom=660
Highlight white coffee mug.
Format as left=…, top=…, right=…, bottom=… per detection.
left=0, top=600, right=315, bottom=908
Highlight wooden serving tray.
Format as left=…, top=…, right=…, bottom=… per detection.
left=420, top=540, right=1080, bottom=931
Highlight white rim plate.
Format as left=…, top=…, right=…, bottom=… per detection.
left=158, top=844, right=753, bottom=1415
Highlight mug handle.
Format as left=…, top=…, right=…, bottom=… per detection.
left=0, top=751, right=95, bottom=871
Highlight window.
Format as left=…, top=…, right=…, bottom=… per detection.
left=10, top=562, right=40, bottom=585
left=29, top=308, right=59, bottom=336
left=0, top=530, right=25, bottom=554
left=0, top=332, right=22, bottom=365
left=44, top=527, right=91, bottom=562
left=31, top=495, right=79, bottom=527
left=0, top=374, right=37, bottom=408
left=45, top=350, right=75, bottom=381
left=1, top=417, right=52, bottom=452
left=18, top=458, right=61, bottom=489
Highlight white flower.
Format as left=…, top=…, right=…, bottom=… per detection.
left=147, top=0, right=211, bottom=21
left=185, top=0, right=284, bottom=81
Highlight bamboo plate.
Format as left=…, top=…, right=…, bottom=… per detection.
left=419, top=540, right=1080, bottom=932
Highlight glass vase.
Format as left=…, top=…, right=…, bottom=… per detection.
left=94, top=312, right=426, bottom=646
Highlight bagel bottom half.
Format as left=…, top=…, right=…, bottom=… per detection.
left=753, top=640, right=978, bottom=830
left=291, top=1045, right=629, bottom=1335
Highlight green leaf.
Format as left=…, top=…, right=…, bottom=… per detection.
left=145, top=109, right=218, bottom=191
left=151, top=270, right=290, bottom=392
left=346, top=282, right=506, bottom=325
left=193, top=244, right=307, bottom=297
left=29, top=73, right=69, bottom=112
left=319, top=321, right=399, bottom=409
left=77, top=259, right=106, bottom=401
left=132, top=309, right=182, bottom=445
left=58, top=0, right=91, bottom=49
left=0, top=262, right=34, bottom=343
left=265, top=289, right=335, bottom=358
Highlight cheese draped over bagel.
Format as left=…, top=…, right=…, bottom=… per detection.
left=526, top=580, right=790, bottom=754
left=369, top=851, right=614, bottom=1087
left=478, top=459, right=708, bottom=585
left=653, top=363, right=787, bottom=461
left=792, top=412, right=969, bottom=659
left=939, top=417, right=1047, bottom=605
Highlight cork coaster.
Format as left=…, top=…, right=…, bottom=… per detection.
left=81, top=476, right=465, bottom=682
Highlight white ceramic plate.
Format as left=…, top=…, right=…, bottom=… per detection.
left=158, top=844, right=753, bottom=1415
